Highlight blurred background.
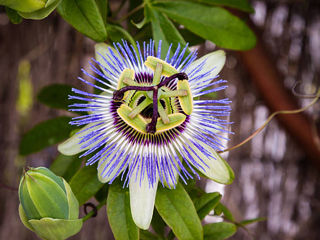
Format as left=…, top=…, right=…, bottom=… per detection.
left=0, top=0, right=319, bottom=239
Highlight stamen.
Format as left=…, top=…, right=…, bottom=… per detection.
left=161, top=90, right=188, bottom=98
left=157, top=102, right=169, bottom=124
left=129, top=98, right=152, bottom=119
left=152, top=63, right=163, bottom=85
left=123, top=77, right=138, bottom=86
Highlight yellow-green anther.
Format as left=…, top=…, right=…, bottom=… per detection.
left=129, top=99, right=152, bottom=119
left=177, top=80, right=193, bottom=115
left=160, top=90, right=188, bottom=98
left=152, top=63, right=163, bottom=85
left=123, top=77, right=139, bottom=86
left=157, top=101, right=170, bottom=124
left=117, top=69, right=135, bottom=90
left=117, top=104, right=148, bottom=134
left=156, top=113, right=186, bottom=133
left=145, top=56, right=178, bottom=77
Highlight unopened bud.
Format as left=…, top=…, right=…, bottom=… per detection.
left=18, top=167, right=82, bottom=240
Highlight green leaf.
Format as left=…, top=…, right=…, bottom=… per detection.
left=107, top=182, right=139, bottom=240
left=184, top=179, right=205, bottom=200
left=19, top=116, right=77, bottom=155
left=149, top=8, right=189, bottom=59
left=155, top=182, right=203, bottom=240
left=216, top=203, right=234, bottom=221
left=18, top=0, right=62, bottom=20
left=140, top=230, right=160, bottom=240
left=130, top=0, right=153, bottom=29
left=50, top=154, right=82, bottom=182
left=95, top=0, right=108, bottom=24
left=57, top=0, right=107, bottom=42
left=192, top=0, right=254, bottom=13
left=203, top=222, right=236, bottom=240
left=5, top=7, right=22, bottom=24
left=37, top=84, right=75, bottom=110
left=151, top=209, right=166, bottom=237
left=239, top=217, right=266, bottom=226
left=107, top=24, right=137, bottom=48
left=179, top=28, right=205, bottom=46
left=194, top=192, right=222, bottom=219
left=94, top=183, right=109, bottom=203
left=69, top=165, right=104, bottom=205
left=153, top=1, right=256, bottom=50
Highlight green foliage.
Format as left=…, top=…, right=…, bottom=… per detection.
left=239, top=217, right=266, bottom=226
left=155, top=182, right=203, bottom=240
left=151, top=209, right=166, bottom=238
left=69, top=164, right=105, bottom=205
left=107, top=182, right=139, bottom=240
left=50, top=154, right=82, bottom=182
left=194, top=192, right=222, bottom=220
left=37, top=84, right=74, bottom=111
left=94, top=184, right=109, bottom=203
left=203, top=222, right=237, bottom=240
left=5, top=7, right=22, bottom=24
left=16, top=60, right=33, bottom=116
left=107, top=24, right=136, bottom=48
left=192, top=0, right=254, bottom=13
left=152, top=1, right=256, bottom=50
left=215, top=203, right=235, bottom=221
left=19, top=117, right=77, bottom=155
left=149, top=8, right=189, bottom=59
left=57, top=0, right=107, bottom=42
left=140, top=230, right=161, bottom=240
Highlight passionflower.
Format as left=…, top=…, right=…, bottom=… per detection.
left=58, top=40, right=234, bottom=229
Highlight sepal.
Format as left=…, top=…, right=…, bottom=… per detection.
left=28, top=218, right=83, bottom=240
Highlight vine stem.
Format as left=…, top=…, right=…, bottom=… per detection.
left=219, top=89, right=320, bottom=153
left=116, top=3, right=145, bottom=23
left=82, top=201, right=105, bottom=222
left=113, top=0, right=127, bottom=17
left=0, top=183, right=18, bottom=191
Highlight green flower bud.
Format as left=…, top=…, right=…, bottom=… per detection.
left=0, top=0, right=61, bottom=20
left=18, top=167, right=83, bottom=240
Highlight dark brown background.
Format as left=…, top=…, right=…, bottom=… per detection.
left=0, top=0, right=319, bottom=239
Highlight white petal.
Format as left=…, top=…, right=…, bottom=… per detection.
left=186, top=50, right=226, bottom=89
left=162, top=145, right=180, bottom=189
left=178, top=135, right=234, bottom=184
left=57, top=122, right=103, bottom=156
left=95, top=43, right=121, bottom=81
left=97, top=139, right=128, bottom=183
left=129, top=169, right=158, bottom=230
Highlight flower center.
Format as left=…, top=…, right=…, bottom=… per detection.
left=112, top=56, right=193, bottom=134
